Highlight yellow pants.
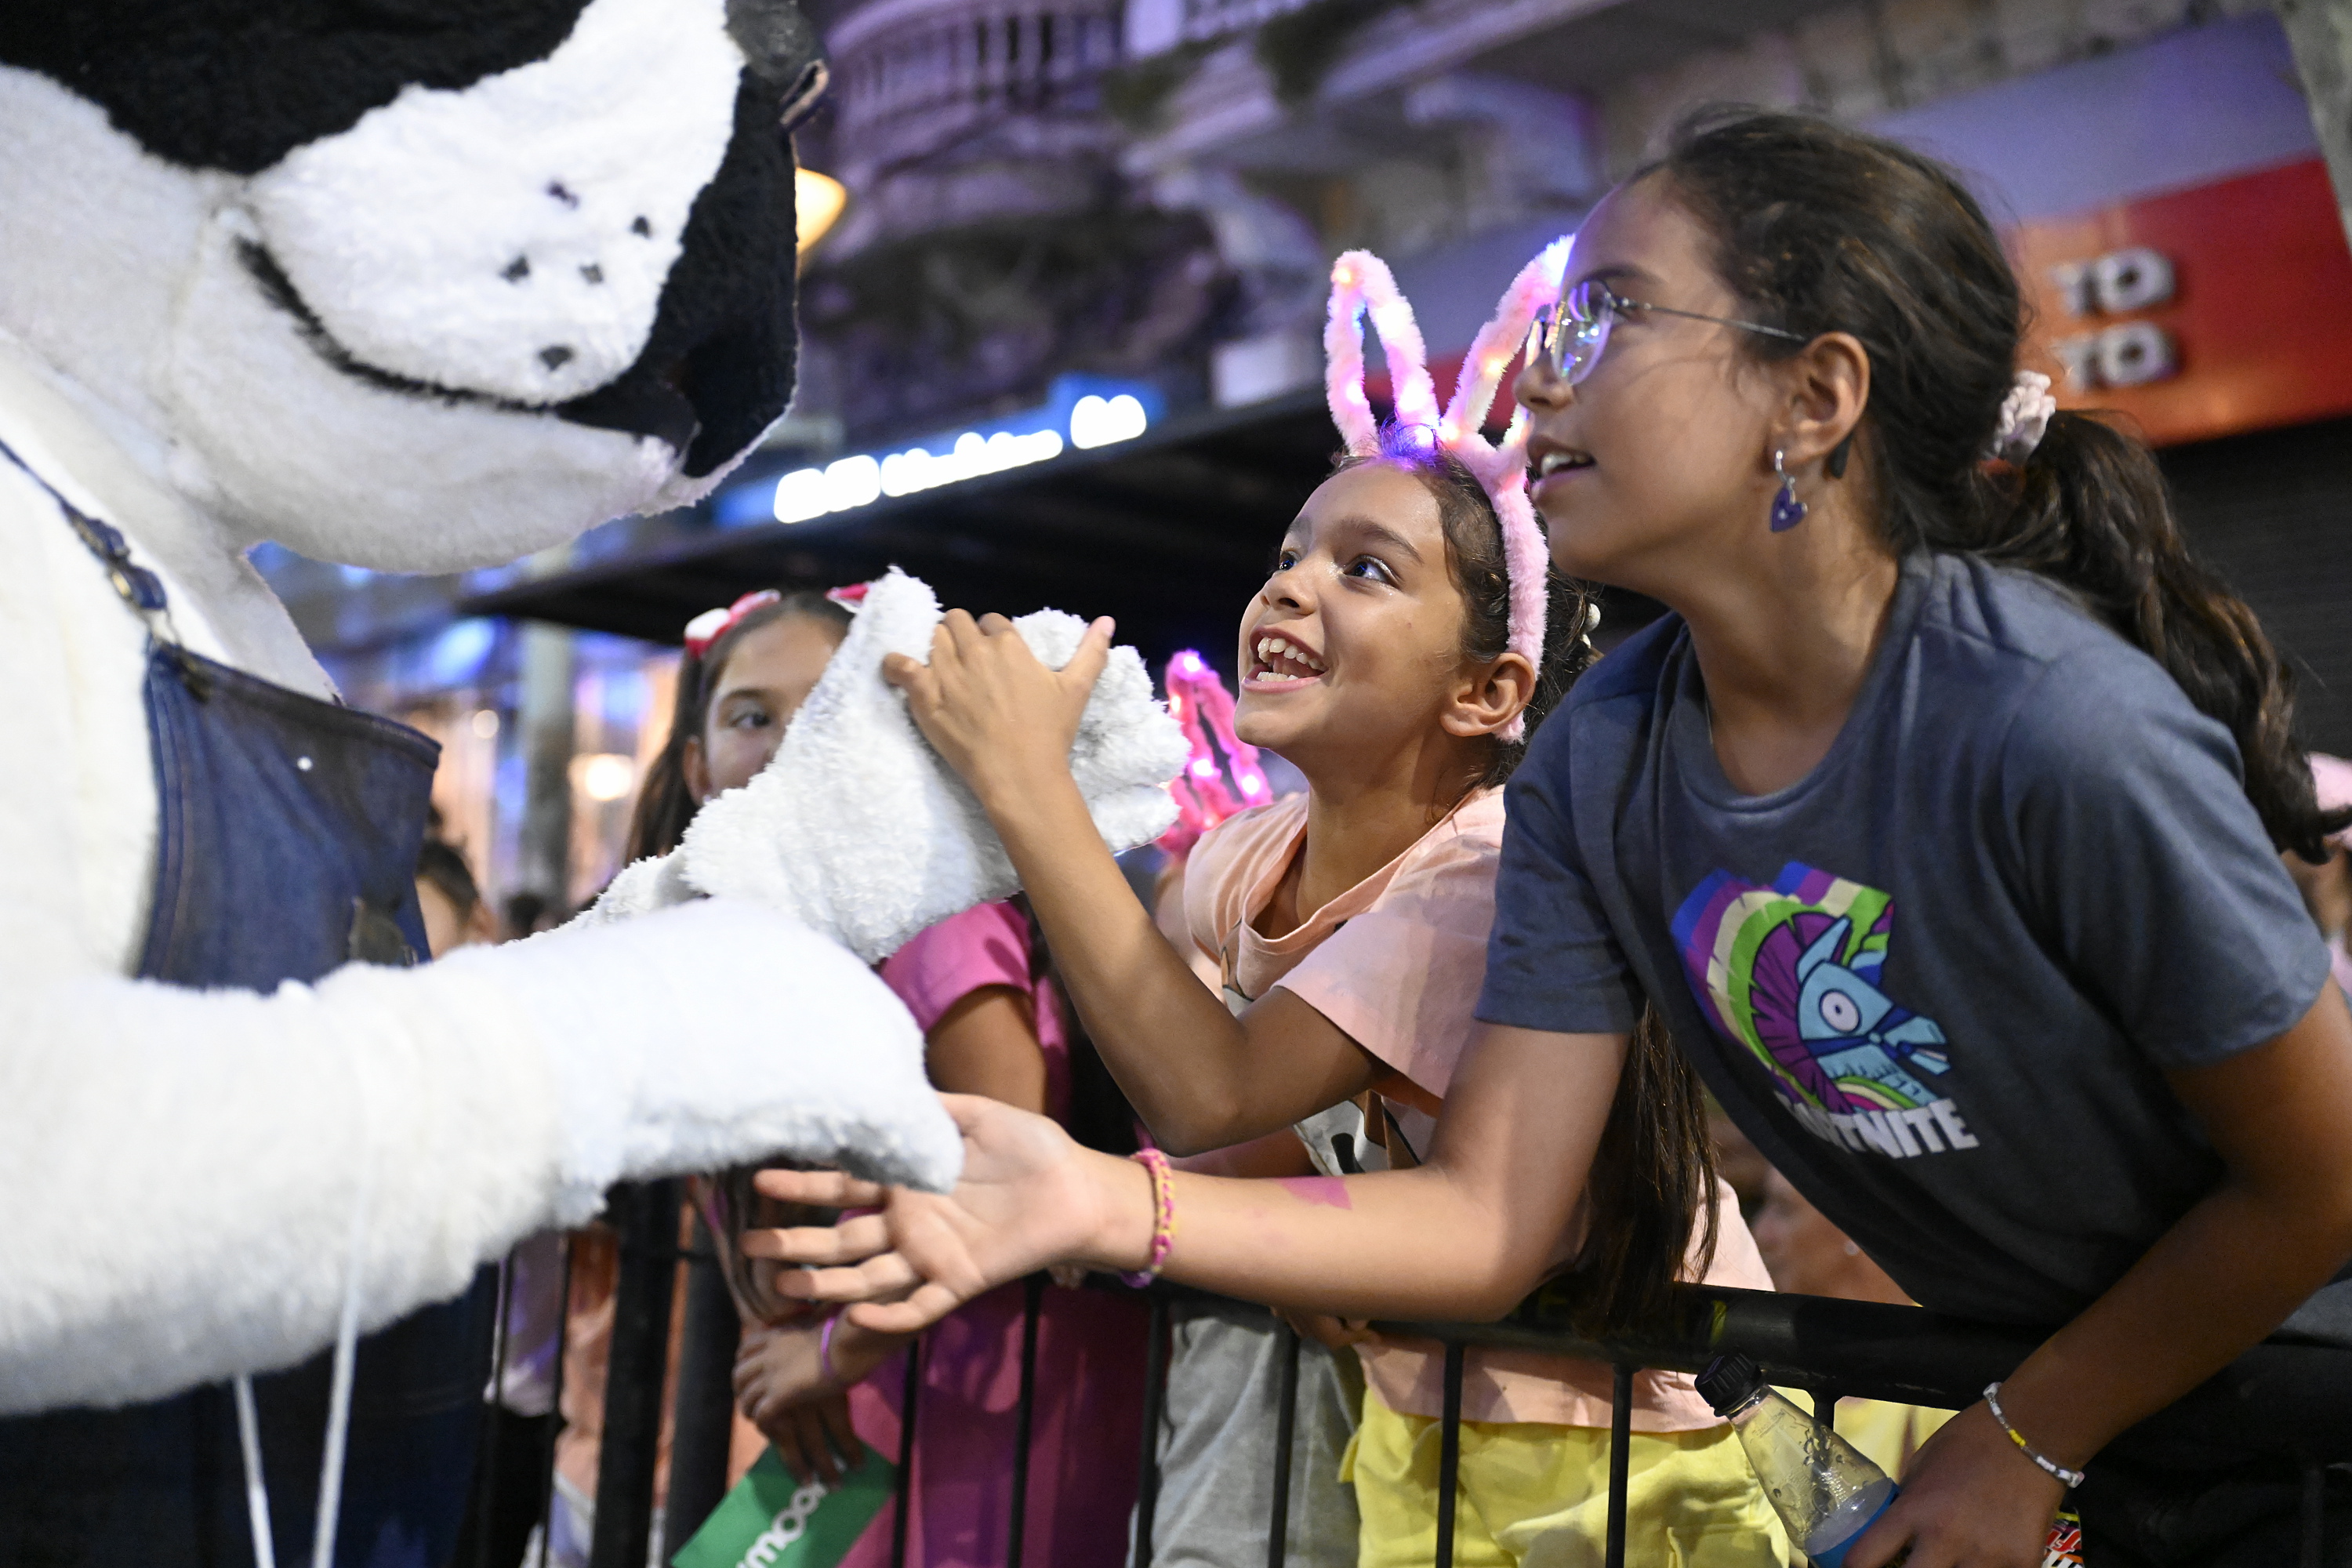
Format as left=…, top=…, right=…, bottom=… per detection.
left=1343, top=1388, right=1795, bottom=1568
left=1831, top=1396, right=1953, bottom=1482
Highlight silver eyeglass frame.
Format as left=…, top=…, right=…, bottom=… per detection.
left=1530, top=278, right=1810, bottom=385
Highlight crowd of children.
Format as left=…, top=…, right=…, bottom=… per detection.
left=439, top=105, right=2352, bottom=1568
left=742, top=107, right=2352, bottom=1568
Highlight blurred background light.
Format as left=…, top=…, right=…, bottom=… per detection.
left=1070, top=394, right=1149, bottom=449
left=571, top=752, right=638, bottom=804
left=796, top=169, right=848, bottom=254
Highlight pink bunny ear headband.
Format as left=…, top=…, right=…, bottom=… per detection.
left=1326, top=241, right=1571, bottom=742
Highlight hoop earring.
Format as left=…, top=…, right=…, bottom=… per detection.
left=1769, top=448, right=1807, bottom=532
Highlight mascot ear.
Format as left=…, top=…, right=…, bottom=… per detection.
left=723, top=0, right=829, bottom=131
left=0, top=2, right=597, bottom=174
left=727, top=0, right=823, bottom=86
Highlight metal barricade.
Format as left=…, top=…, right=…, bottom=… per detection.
left=588, top=1180, right=679, bottom=1568
left=1374, top=1283, right=2352, bottom=1568
left=551, top=1204, right=2350, bottom=1568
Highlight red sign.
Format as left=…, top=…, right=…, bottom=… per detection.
left=2010, top=158, right=2352, bottom=445
left=1374, top=159, right=2352, bottom=448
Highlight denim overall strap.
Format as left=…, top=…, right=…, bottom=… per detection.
left=0, top=441, right=494, bottom=1567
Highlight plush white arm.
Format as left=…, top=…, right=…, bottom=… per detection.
left=0, top=476, right=958, bottom=1414
left=678, top=569, right=1186, bottom=963
left=0, top=899, right=957, bottom=1415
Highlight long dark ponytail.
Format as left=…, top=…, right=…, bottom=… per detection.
left=1653, top=108, right=2350, bottom=861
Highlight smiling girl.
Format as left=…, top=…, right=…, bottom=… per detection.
left=755, top=112, right=2352, bottom=1568
left=1174, top=441, right=1784, bottom=1567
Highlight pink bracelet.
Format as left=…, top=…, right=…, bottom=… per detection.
left=818, top=1311, right=843, bottom=1384
left=1120, top=1148, right=1177, bottom=1287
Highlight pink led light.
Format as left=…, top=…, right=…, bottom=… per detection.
left=1157, top=651, right=1272, bottom=860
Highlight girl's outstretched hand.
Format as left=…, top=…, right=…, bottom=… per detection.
left=742, top=1094, right=1145, bottom=1334
left=1842, top=1402, right=2068, bottom=1568
left=731, top=1322, right=866, bottom=1486
left=880, top=610, right=1115, bottom=807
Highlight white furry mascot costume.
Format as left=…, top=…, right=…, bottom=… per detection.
left=0, top=1, right=1181, bottom=1560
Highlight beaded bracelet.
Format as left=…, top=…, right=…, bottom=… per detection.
left=819, top=1311, right=843, bottom=1385
left=1120, top=1148, right=1177, bottom=1287
left=1983, top=1382, right=2086, bottom=1489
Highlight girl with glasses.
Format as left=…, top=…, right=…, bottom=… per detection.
left=750, top=111, right=2352, bottom=1568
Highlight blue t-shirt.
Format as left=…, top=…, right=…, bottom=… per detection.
left=1479, top=551, right=2333, bottom=1330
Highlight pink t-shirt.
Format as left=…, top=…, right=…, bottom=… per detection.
left=852, top=901, right=1144, bottom=1568
left=1186, top=790, right=1771, bottom=1432
left=883, top=899, right=1071, bottom=1121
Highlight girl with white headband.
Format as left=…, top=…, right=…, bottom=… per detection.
left=753, top=111, right=2352, bottom=1568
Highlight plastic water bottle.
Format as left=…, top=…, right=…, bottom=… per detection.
left=1697, top=1352, right=1899, bottom=1566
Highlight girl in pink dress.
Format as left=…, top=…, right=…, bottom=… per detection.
left=733, top=897, right=1150, bottom=1568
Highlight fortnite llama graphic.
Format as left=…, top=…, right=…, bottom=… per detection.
left=1674, top=864, right=1977, bottom=1160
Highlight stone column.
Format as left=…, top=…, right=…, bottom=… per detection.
left=2277, top=0, right=2352, bottom=247
left=515, top=619, right=575, bottom=926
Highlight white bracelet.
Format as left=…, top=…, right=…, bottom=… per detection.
left=1983, top=1382, right=2087, bottom=1489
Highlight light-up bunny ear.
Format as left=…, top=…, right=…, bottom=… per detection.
left=1441, top=238, right=1571, bottom=456
left=1326, top=251, right=1441, bottom=456
left=1442, top=238, right=1571, bottom=742
left=1319, top=239, right=1572, bottom=746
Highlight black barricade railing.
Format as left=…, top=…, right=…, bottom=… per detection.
left=1373, top=1282, right=2352, bottom=1568
left=1264, top=1320, right=1302, bottom=1568
left=1392, top=1279, right=2352, bottom=1454
left=1007, top=1273, right=1046, bottom=1566
left=473, top=1252, right=517, bottom=1568
left=540, top=1232, right=573, bottom=1558
left=565, top=1212, right=2350, bottom=1568
left=891, top=1328, right=923, bottom=1567
left=1131, top=1290, right=1171, bottom=1563
left=662, top=1215, right=742, bottom=1563
left=1432, top=1341, right=1463, bottom=1568
left=589, top=1180, right=678, bottom=1568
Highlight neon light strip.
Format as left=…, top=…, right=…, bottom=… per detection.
left=773, top=393, right=1149, bottom=525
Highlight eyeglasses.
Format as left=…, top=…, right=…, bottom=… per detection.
left=1527, top=278, right=1809, bottom=385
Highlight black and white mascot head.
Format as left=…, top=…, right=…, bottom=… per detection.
left=0, top=2, right=1176, bottom=1563
left=2, top=0, right=818, bottom=567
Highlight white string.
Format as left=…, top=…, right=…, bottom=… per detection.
left=233, top=1374, right=279, bottom=1568
left=311, top=1086, right=375, bottom=1566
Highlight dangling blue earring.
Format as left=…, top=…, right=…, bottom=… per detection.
left=1769, top=448, right=1807, bottom=532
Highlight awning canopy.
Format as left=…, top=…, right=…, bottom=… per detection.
left=461, top=390, right=1341, bottom=668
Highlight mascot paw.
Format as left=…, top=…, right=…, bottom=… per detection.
left=478, top=898, right=964, bottom=1212
left=677, top=570, right=1185, bottom=963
